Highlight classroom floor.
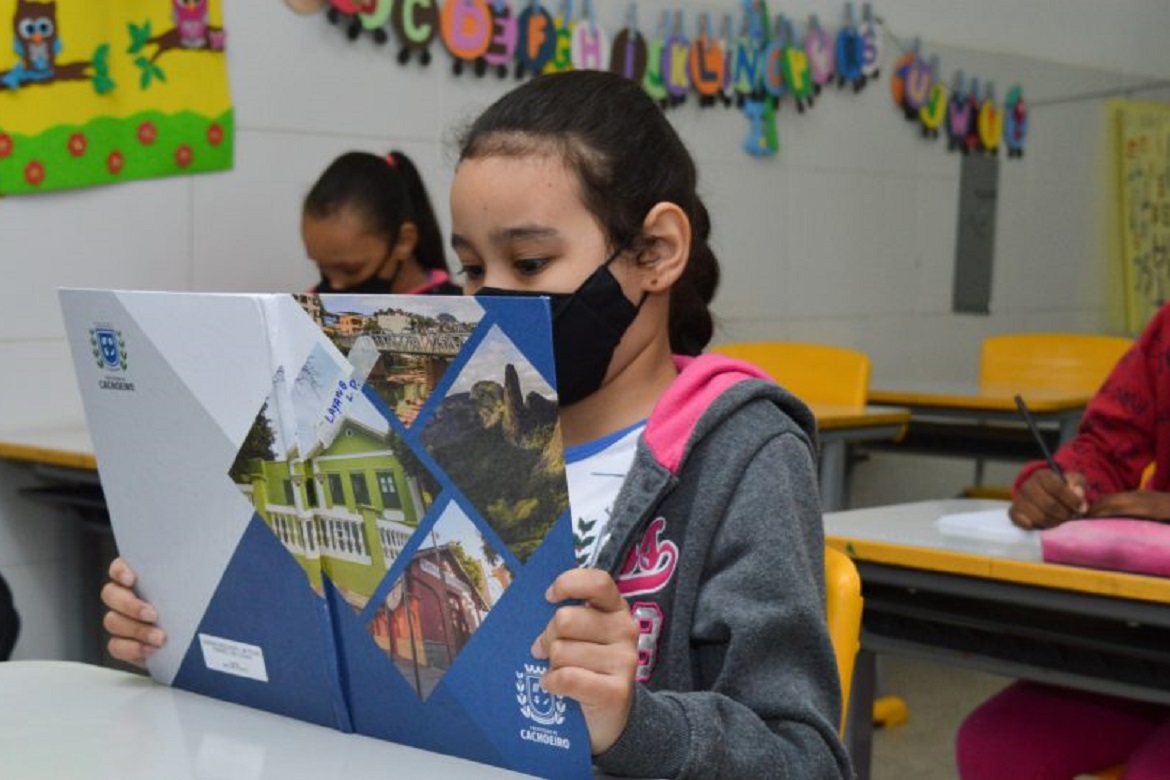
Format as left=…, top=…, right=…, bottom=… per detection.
left=871, top=655, right=1009, bottom=779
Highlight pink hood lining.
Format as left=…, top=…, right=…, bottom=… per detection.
left=643, top=354, right=775, bottom=475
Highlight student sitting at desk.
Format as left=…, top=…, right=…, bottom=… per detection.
left=101, top=71, right=852, bottom=778
left=304, top=149, right=460, bottom=295
left=957, top=303, right=1170, bottom=779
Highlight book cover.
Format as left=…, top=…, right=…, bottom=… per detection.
left=59, top=289, right=592, bottom=779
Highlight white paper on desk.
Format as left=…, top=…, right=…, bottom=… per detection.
left=936, top=508, right=1039, bottom=544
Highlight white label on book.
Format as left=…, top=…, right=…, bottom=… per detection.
left=198, top=633, right=269, bottom=683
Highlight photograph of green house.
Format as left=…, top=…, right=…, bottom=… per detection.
left=235, top=388, right=438, bottom=611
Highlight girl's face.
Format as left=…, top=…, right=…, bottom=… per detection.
left=450, top=153, right=637, bottom=298
left=302, top=206, right=392, bottom=291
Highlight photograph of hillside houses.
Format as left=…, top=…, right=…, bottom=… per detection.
left=369, top=502, right=512, bottom=700
left=295, top=294, right=482, bottom=427
left=420, top=325, right=569, bottom=563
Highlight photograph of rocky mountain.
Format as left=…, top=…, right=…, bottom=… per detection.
left=419, top=327, right=567, bottom=563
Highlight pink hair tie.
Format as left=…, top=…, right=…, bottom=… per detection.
left=385, top=152, right=397, bottom=167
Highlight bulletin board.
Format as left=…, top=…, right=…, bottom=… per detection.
left=0, top=0, right=233, bottom=195
left=1115, top=100, right=1170, bottom=333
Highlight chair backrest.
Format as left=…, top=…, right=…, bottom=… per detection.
left=0, top=572, right=18, bottom=661
left=824, top=546, right=863, bottom=734
left=710, top=342, right=871, bottom=407
left=979, top=333, right=1133, bottom=394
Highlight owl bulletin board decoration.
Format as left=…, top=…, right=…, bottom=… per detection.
left=2, top=0, right=112, bottom=93
left=0, top=0, right=232, bottom=195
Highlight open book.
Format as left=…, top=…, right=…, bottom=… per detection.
left=60, top=289, right=591, bottom=779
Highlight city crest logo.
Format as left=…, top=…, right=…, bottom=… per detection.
left=516, top=663, right=571, bottom=750
left=90, top=326, right=135, bottom=391
left=90, top=327, right=128, bottom=371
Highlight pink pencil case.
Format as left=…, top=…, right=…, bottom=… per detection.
left=1041, top=518, right=1170, bottom=577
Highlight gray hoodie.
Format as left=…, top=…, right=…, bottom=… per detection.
left=592, top=354, right=853, bottom=779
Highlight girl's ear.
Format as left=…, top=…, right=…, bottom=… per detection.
left=637, top=202, right=691, bottom=293
left=391, top=221, right=419, bottom=261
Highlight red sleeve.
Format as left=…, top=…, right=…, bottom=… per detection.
left=1014, top=307, right=1167, bottom=502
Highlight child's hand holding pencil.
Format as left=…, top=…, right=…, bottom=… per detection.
left=1008, top=395, right=1088, bottom=529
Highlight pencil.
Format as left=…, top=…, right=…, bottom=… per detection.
left=1013, top=394, right=1065, bottom=480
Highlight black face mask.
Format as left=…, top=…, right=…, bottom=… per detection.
left=317, top=253, right=399, bottom=295
left=476, top=250, right=645, bottom=406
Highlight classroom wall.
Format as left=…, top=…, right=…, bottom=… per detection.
left=1, top=0, right=1167, bottom=660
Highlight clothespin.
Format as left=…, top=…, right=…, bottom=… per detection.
left=698, top=11, right=712, bottom=39
left=625, top=2, right=637, bottom=32
left=843, top=2, right=856, bottom=31
left=808, top=13, right=821, bottom=34
left=773, top=13, right=786, bottom=46
left=984, top=81, right=996, bottom=102
left=581, top=0, right=596, bottom=33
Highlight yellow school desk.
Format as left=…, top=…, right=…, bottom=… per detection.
left=825, top=499, right=1170, bottom=780
left=0, top=661, right=535, bottom=779
left=808, top=403, right=909, bottom=511
left=0, top=422, right=96, bottom=471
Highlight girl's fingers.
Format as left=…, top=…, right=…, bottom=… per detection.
left=102, top=610, right=166, bottom=648
left=106, top=637, right=154, bottom=668
left=547, top=568, right=628, bottom=613
left=543, top=636, right=638, bottom=679
left=100, top=581, right=157, bottom=623
left=541, top=664, right=631, bottom=706
left=108, top=557, right=137, bottom=588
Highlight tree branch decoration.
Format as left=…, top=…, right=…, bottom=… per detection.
left=127, top=0, right=226, bottom=89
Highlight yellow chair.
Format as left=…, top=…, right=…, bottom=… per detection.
left=824, top=546, right=863, bottom=734
left=979, top=333, right=1132, bottom=394
left=711, top=342, right=871, bottom=408
left=964, top=333, right=1134, bottom=499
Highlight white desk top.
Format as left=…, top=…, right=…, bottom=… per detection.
left=0, top=661, right=534, bottom=780
left=824, top=498, right=1038, bottom=561
left=825, top=499, right=1170, bottom=604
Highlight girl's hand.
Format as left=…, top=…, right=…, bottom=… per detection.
left=530, top=568, right=639, bottom=755
left=100, top=557, right=165, bottom=667
left=1088, top=490, right=1170, bottom=521
left=1009, top=469, right=1088, bottom=529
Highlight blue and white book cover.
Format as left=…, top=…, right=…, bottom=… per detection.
left=59, top=289, right=592, bottom=780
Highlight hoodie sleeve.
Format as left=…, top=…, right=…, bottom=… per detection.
left=1013, top=311, right=1164, bottom=502
left=594, top=431, right=852, bottom=779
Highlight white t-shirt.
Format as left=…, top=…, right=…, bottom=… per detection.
left=565, top=420, right=646, bottom=568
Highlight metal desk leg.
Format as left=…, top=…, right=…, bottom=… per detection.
left=820, top=440, right=847, bottom=513
left=845, top=647, right=876, bottom=780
